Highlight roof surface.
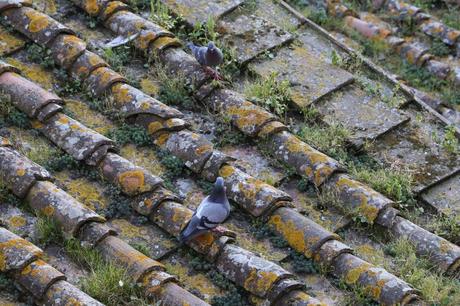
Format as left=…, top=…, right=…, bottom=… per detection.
left=0, top=0, right=459, bottom=305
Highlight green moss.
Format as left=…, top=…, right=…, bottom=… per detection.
left=289, top=250, right=318, bottom=273
left=0, top=90, right=30, bottom=129
left=430, top=38, right=453, bottom=57
left=107, top=124, right=152, bottom=147
left=45, top=153, right=79, bottom=172
left=101, top=184, right=133, bottom=219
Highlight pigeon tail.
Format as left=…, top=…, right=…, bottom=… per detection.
left=179, top=216, right=204, bottom=243
left=186, top=42, right=196, bottom=51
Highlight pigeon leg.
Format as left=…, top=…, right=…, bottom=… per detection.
left=204, top=66, right=223, bottom=80
left=210, top=226, right=227, bottom=235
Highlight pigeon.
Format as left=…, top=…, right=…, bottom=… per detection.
left=179, top=177, right=230, bottom=243
left=187, top=41, right=224, bottom=80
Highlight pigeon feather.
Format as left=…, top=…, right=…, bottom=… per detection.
left=187, top=41, right=223, bottom=68
left=179, top=177, right=230, bottom=243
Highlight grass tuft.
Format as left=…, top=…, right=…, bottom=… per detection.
left=65, top=239, right=149, bottom=305
left=384, top=238, right=460, bottom=304
left=36, top=215, right=64, bottom=247
left=244, top=72, right=291, bottom=118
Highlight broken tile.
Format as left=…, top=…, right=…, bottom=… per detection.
left=161, top=0, right=244, bottom=26
left=420, top=171, right=460, bottom=215
left=251, top=45, right=354, bottom=108
left=218, top=14, right=293, bottom=64
left=316, top=85, right=410, bottom=147
left=221, top=144, right=286, bottom=186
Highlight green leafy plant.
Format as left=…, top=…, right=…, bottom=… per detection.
left=245, top=72, right=291, bottom=118
left=149, top=0, right=179, bottom=31
left=442, top=125, right=459, bottom=154
left=107, top=124, right=152, bottom=147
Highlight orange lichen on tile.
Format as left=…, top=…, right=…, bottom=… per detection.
left=269, top=215, right=306, bottom=255
left=118, top=170, right=148, bottom=194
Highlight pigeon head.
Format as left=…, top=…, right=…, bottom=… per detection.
left=207, top=41, right=216, bottom=50
left=208, top=177, right=226, bottom=203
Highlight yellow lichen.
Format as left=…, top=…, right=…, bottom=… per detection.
left=5, top=58, right=54, bottom=89
left=219, top=165, right=235, bottom=178
left=111, top=83, right=132, bottom=104
left=84, top=0, right=100, bottom=15
left=42, top=205, right=55, bottom=216
left=244, top=269, right=278, bottom=294
left=148, top=121, right=164, bottom=134
left=269, top=215, right=307, bottom=255
left=54, top=171, right=108, bottom=211
left=25, top=10, right=49, bottom=33
left=154, top=133, right=170, bottom=146
left=344, top=263, right=371, bottom=284
left=16, top=168, right=26, bottom=176
left=0, top=28, right=25, bottom=56
left=163, top=261, right=223, bottom=299
left=119, top=145, right=165, bottom=176
left=195, top=145, right=212, bottom=155
left=9, top=216, right=26, bottom=228
left=140, top=78, right=159, bottom=96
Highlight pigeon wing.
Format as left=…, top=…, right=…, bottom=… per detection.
left=192, top=46, right=209, bottom=66
left=196, top=196, right=230, bottom=228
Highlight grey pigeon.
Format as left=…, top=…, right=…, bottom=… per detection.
left=179, top=177, right=230, bottom=243
left=187, top=41, right=224, bottom=79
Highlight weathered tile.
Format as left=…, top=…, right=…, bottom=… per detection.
left=369, top=106, right=460, bottom=191
left=253, top=0, right=302, bottom=32
left=221, top=145, right=286, bottom=186
left=161, top=0, right=244, bottom=26
left=218, top=14, right=293, bottom=64
left=0, top=204, right=37, bottom=241
left=107, top=218, right=178, bottom=260
left=53, top=171, right=109, bottom=212
left=225, top=210, right=289, bottom=262
left=250, top=45, right=354, bottom=108
left=44, top=245, right=89, bottom=286
left=316, top=85, right=410, bottom=147
left=161, top=252, right=226, bottom=303
left=297, top=26, right=345, bottom=64
left=420, top=171, right=460, bottom=215
left=0, top=26, right=25, bottom=57
left=279, top=179, right=351, bottom=233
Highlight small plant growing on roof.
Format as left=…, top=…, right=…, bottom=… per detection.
left=442, top=125, right=459, bottom=154
left=102, top=45, right=133, bottom=72
left=149, top=0, right=180, bottom=31
left=244, top=72, right=291, bottom=118
left=65, top=239, right=149, bottom=305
